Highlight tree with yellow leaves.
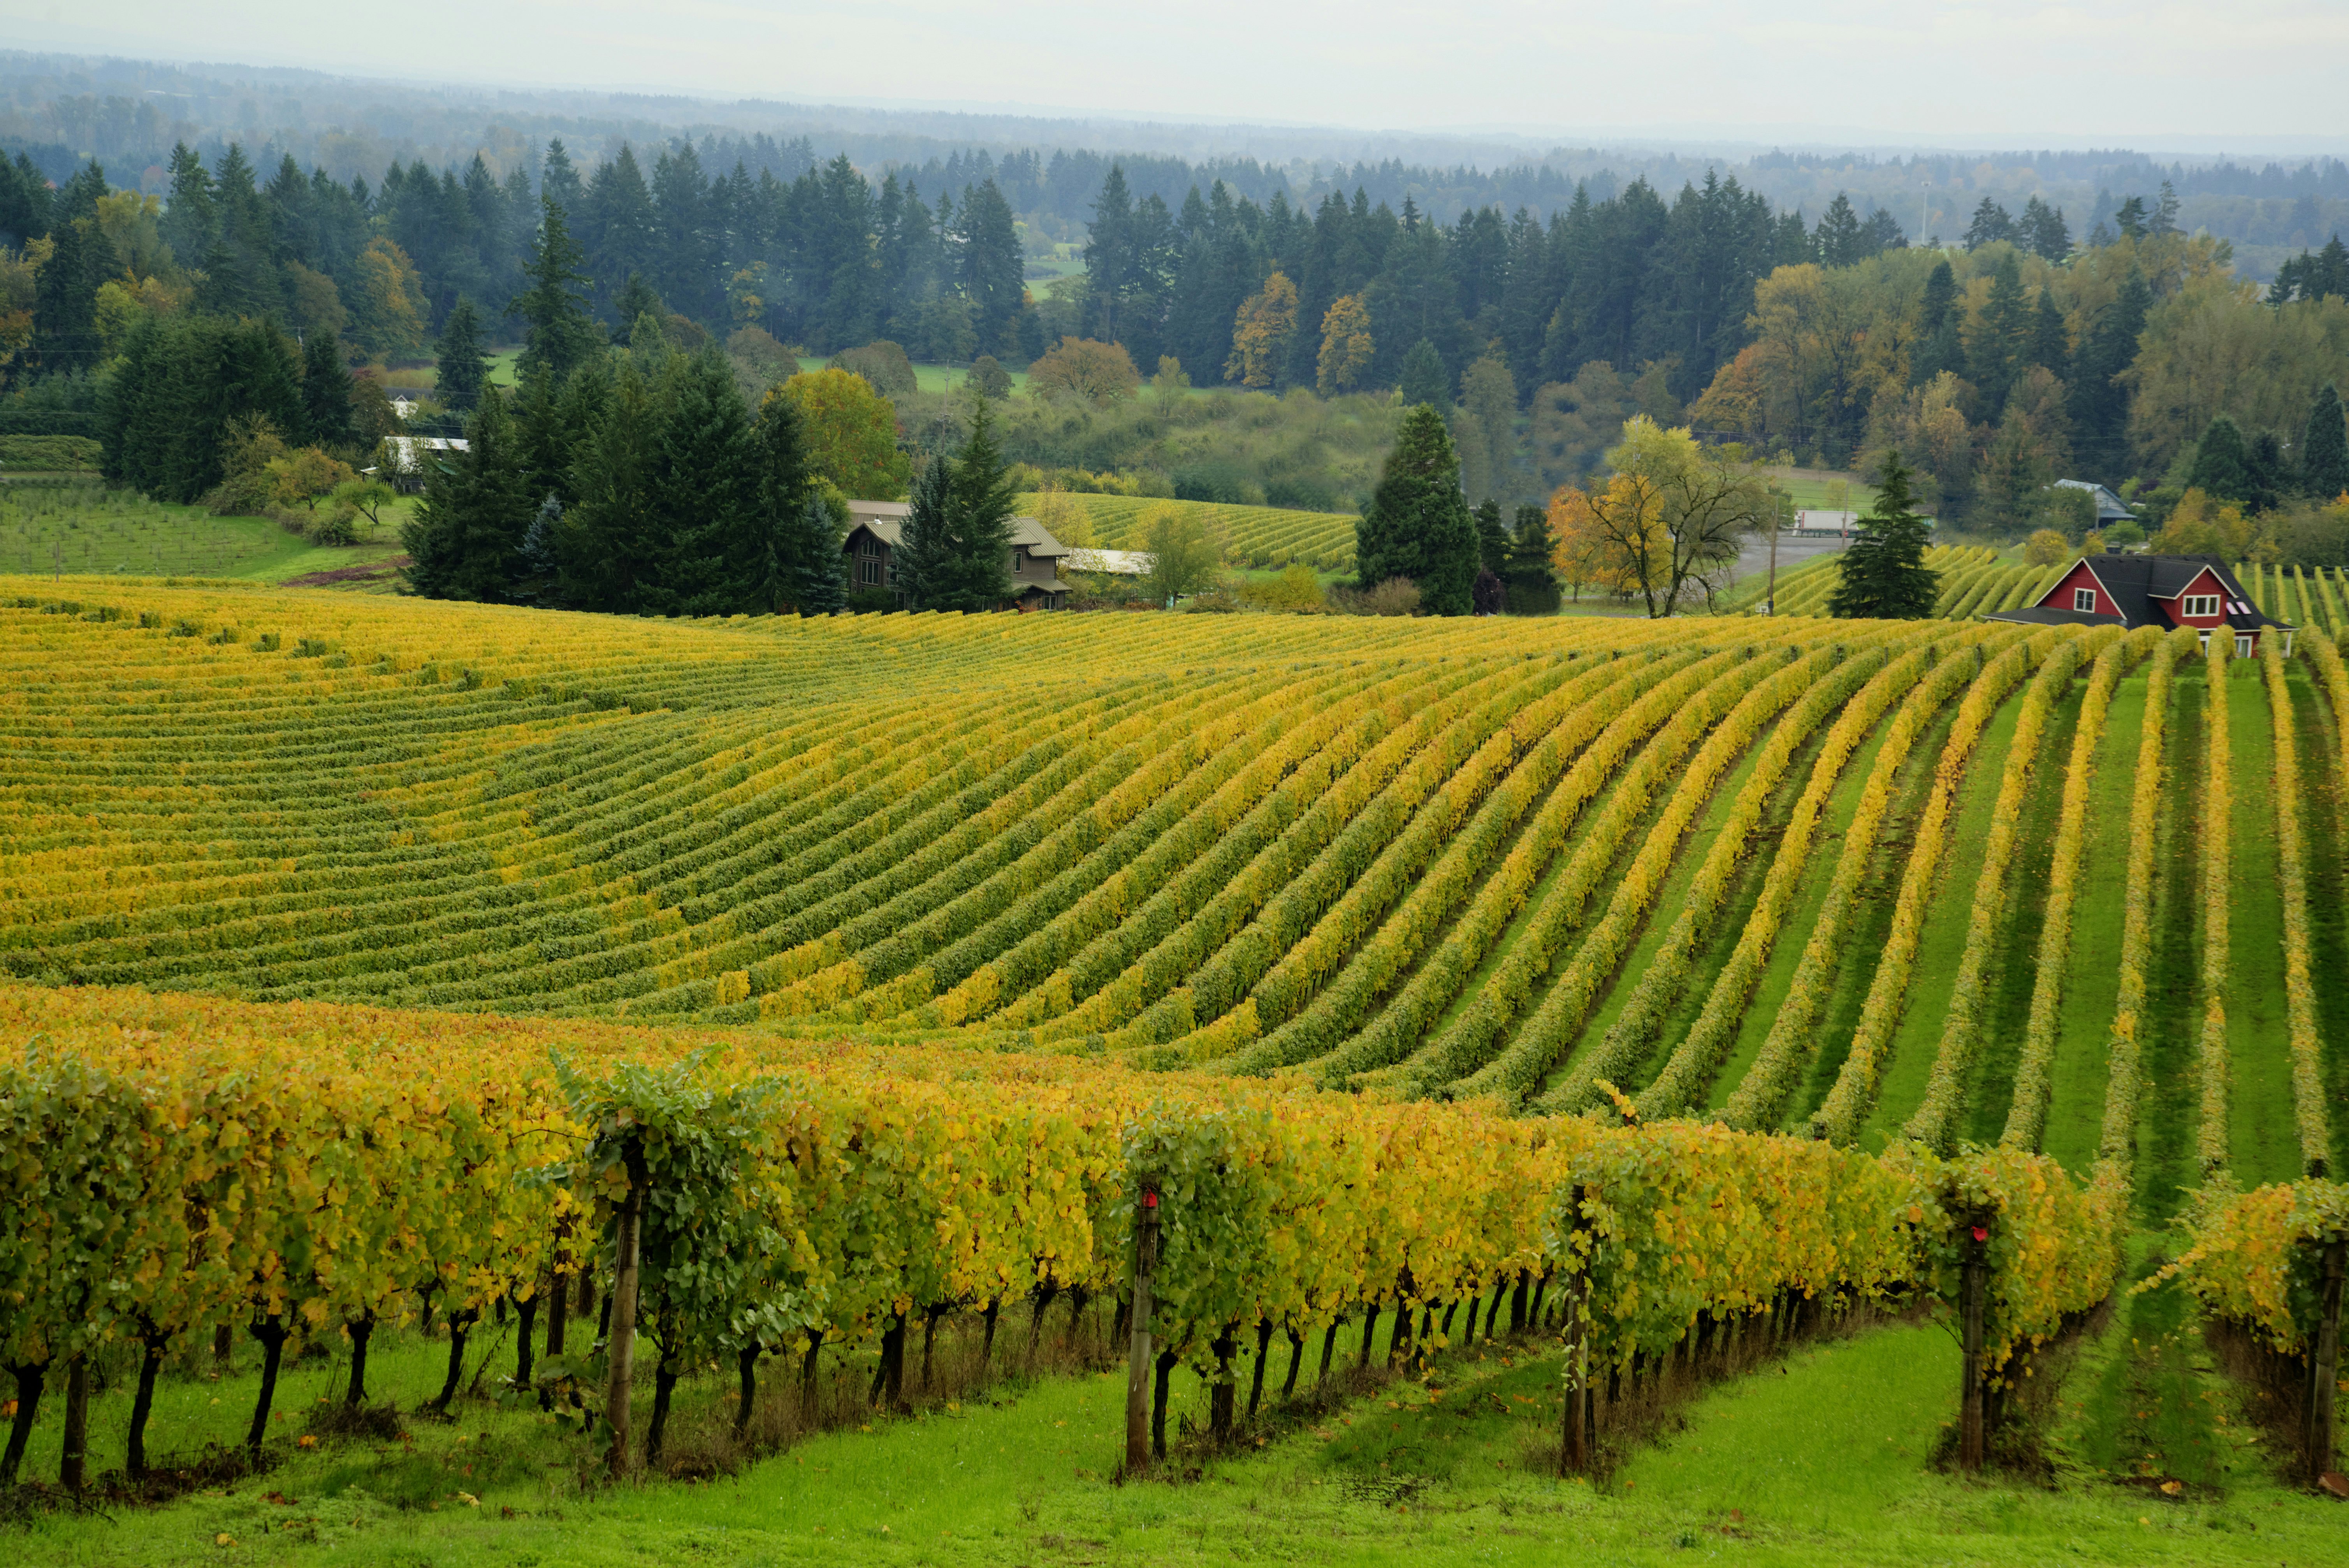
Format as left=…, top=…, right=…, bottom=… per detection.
left=1227, top=271, right=1298, bottom=388
left=1316, top=294, right=1373, bottom=394
left=1548, top=417, right=1771, bottom=617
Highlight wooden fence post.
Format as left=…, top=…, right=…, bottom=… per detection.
left=1957, top=1212, right=1991, bottom=1473
left=2307, top=1236, right=2345, bottom=1487
left=1124, top=1180, right=1159, bottom=1477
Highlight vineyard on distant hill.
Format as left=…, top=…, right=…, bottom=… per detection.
left=1019, top=493, right=1358, bottom=571
left=4, top=578, right=2342, bottom=1189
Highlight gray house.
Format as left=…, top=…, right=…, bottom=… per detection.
left=2052, top=480, right=2137, bottom=526
left=843, top=499, right=1072, bottom=609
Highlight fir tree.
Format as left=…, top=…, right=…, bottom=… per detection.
left=1827, top=454, right=1939, bottom=619
left=1354, top=403, right=1479, bottom=615
left=2067, top=268, right=2150, bottom=483
left=1472, top=498, right=1511, bottom=574
left=2301, top=384, right=2348, bottom=499
left=892, top=452, right=952, bottom=610
left=513, top=194, right=602, bottom=387
left=642, top=350, right=760, bottom=617
left=403, top=388, right=532, bottom=602
left=2186, top=414, right=2254, bottom=504
left=300, top=330, right=354, bottom=448
left=1507, top=502, right=1559, bottom=614
left=785, top=497, right=847, bottom=615
left=1472, top=568, right=1506, bottom=615
left=2028, top=289, right=2069, bottom=380
left=613, top=272, right=663, bottom=332
left=916, top=392, right=1020, bottom=612
left=1912, top=261, right=1965, bottom=386
left=562, top=363, right=661, bottom=612
left=515, top=493, right=562, bottom=605
left=434, top=298, right=491, bottom=411
left=1398, top=339, right=1449, bottom=409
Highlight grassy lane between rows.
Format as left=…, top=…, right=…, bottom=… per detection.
left=1957, top=684, right=2082, bottom=1149
left=1784, top=701, right=1964, bottom=1130
left=20, top=1310, right=2344, bottom=1566
left=2291, top=661, right=2349, bottom=1177
left=1697, top=713, right=1909, bottom=1114
left=2138, top=670, right=2206, bottom=1225
left=2040, top=674, right=2153, bottom=1174
left=1853, top=685, right=2028, bottom=1144
left=2221, top=668, right=2296, bottom=1187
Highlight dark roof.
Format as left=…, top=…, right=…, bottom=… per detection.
left=1983, top=554, right=2291, bottom=632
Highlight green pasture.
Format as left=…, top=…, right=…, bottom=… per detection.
left=0, top=487, right=412, bottom=588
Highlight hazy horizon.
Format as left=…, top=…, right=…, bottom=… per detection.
left=8, top=0, right=2347, bottom=156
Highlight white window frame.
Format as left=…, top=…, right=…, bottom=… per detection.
left=2182, top=593, right=2221, bottom=618
left=2236, top=633, right=2254, bottom=658
left=2072, top=587, right=2097, bottom=612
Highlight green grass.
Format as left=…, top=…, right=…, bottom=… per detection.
left=1762, top=466, right=1882, bottom=516
left=2222, top=667, right=2298, bottom=1187
left=18, top=1307, right=2342, bottom=1566
left=794, top=356, right=1033, bottom=396
left=2041, top=674, right=2154, bottom=1174
left=1860, top=687, right=2032, bottom=1145
left=2138, top=672, right=2207, bottom=1224
left=0, top=491, right=414, bottom=589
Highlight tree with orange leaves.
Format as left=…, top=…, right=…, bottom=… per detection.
left=1549, top=416, right=1770, bottom=617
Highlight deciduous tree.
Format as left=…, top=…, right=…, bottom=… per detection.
left=1225, top=271, right=1297, bottom=388
left=1315, top=294, right=1373, bottom=394
left=777, top=366, right=910, bottom=499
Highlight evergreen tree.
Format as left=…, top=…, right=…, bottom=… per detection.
left=2028, top=289, right=2069, bottom=381
left=1507, top=502, right=1559, bottom=613
left=433, top=298, right=491, bottom=411
left=1472, top=497, right=1511, bottom=574
left=783, top=496, right=847, bottom=614
left=1968, top=253, right=2030, bottom=415
left=642, top=350, right=760, bottom=617
left=1354, top=403, right=1479, bottom=615
left=515, top=493, right=562, bottom=605
left=403, top=388, right=532, bottom=602
left=1911, top=260, right=1965, bottom=385
left=751, top=383, right=819, bottom=612
left=2185, top=414, right=2254, bottom=504
left=2067, top=268, right=2150, bottom=483
left=2021, top=197, right=2071, bottom=262
left=954, top=179, right=1025, bottom=354
left=562, top=363, right=662, bottom=612
left=612, top=272, right=663, bottom=332
left=1398, top=339, right=1449, bottom=408
left=892, top=451, right=953, bottom=610
left=301, top=330, right=355, bottom=448
left=1827, top=454, right=1939, bottom=618
left=917, top=393, right=1020, bottom=611
left=513, top=194, right=602, bottom=387
left=1814, top=194, right=1864, bottom=267
left=2303, top=383, right=2349, bottom=500
left=1963, top=198, right=2016, bottom=251
left=1472, top=569, right=1506, bottom=615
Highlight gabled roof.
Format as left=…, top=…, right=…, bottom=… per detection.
left=1985, top=553, right=2291, bottom=632
left=843, top=499, right=1069, bottom=557
left=2052, top=479, right=2136, bottom=523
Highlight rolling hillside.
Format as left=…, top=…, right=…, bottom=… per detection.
left=1020, top=492, right=1358, bottom=570
left=5, top=578, right=2341, bottom=1184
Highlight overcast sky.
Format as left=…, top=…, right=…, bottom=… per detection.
left=13, top=0, right=2349, bottom=149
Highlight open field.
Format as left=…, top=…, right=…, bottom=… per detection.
left=0, top=486, right=413, bottom=587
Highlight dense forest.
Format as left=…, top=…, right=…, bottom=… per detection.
left=3, top=97, right=2346, bottom=547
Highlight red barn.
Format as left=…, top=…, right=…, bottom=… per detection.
left=1983, top=553, right=2293, bottom=656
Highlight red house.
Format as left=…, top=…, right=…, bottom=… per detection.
left=1983, top=553, right=2293, bottom=656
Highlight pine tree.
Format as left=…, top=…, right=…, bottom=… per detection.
left=1507, top=502, right=1559, bottom=614
left=561, top=363, right=662, bottom=612
left=434, top=298, right=490, bottom=411
left=2067, top=268, right=2150, bottom=483
left=515, top=493, right=562, bottom=605
left=402, top=388, right=532, bottom=602
left=2028, top=290, right=2069, bottom=381
left=892, top=453, right=952, bottom=610
left=1912, top=261, right=1965, bottom=386
left=919, top=393, right=1020, bottom=611
left=2303, top=384, right=2349, bottom=499
left=513, top=194, right=602, bottom=387
left=785, top=497, right=847, bottom=615
left=1473, top=498, right=1511, bottom=574
left=1968, top=253, right=2030, bottom=415
left=1398, top=339, right=1449, bottom=409
left=613, top=272, right=663, bottom=332
left=300, top=330, right=355, bottom=448
left=1814, top=194, right=1864, bottom=267
left=643, top=350, right=760, bottom=617
left=1963, top=198, right=2015, bottom=251
left=751, top=384, right=819, bottom=612
left=2186, top=414, right=2254, bottom=504
left=1827, top=454, right=1939, bottom=618
left=1354, top=403, right=1479, bottom=615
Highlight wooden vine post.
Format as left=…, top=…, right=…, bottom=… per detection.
left=1957, top=1211, right=1992, bottom=1472
left=1560, top=1184, right=1593, bottom=1476
left=1124, top=1178, right=1160, bottom=1477
left=2307, top=1236, right=2345, bottom=1487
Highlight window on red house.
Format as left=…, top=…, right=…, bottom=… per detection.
left=2073, top=587, right=2096, bottom=612
left=2184, top=593, right=2220, bottom=617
